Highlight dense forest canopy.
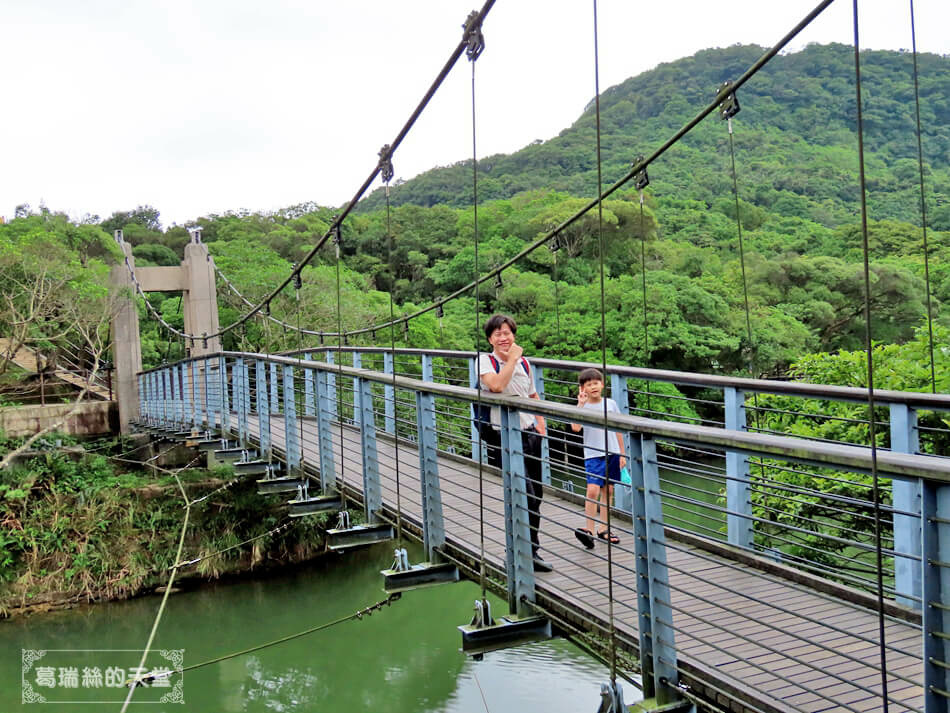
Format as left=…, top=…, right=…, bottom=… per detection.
left=3, top=43, right=947, bottom=390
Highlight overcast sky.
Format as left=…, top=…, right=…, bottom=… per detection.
left=3, top=0, right=948, bottom=228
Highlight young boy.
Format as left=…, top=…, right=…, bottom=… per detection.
left=570, top=368, right=626, bottom=549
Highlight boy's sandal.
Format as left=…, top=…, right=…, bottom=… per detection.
left=574, top=528, right=596, bottom=550
left=597, top=530, right=620, bottom=545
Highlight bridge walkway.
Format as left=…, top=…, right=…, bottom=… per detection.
left=250, top=414, right=923, bottom=713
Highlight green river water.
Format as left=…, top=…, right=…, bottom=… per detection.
left=2, top=542, right=643, bottom=712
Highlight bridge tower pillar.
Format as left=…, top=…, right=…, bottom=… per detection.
left=110, top=237, right=143, bottom=432
left=109, top=229, right=221, bottom=433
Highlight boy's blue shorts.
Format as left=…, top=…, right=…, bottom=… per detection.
left=585, top=454, right=622, bottom=488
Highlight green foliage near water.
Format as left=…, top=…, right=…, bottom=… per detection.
left=0, top=434, right=327, bottom=616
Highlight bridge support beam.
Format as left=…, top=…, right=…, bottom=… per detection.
left=536, top=367, right=552, bottom=486
left=891, top=403, right=922, bottom=609
left=725, top=387, right=753, bottom=550
left=416, top=389, right=447, bottom=561
left=356, top=376, right=382, bottom=522
left=922, top=481, right=950, bottom=712
left=316, top=369, right=336, bottom=492
left=501, top=407, right=537, bottom=617
left=283, top=365, right=300, bottom=472
left=256, top=360, right=270, bottom=458
left=641, top=434, right=682, bottom=705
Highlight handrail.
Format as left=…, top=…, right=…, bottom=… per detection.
left=276, top=346, right=946, bottom=411
left=143, top=351, right=950, bottom=483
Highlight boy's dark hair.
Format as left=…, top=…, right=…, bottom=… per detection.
left=578, top=368, right=604, bottom=386
left=484, top=313, right=517, bottom=341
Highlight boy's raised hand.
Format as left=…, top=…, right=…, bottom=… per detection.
left=577, top=387, right=588, bottom=406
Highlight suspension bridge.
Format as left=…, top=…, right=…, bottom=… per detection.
left=80, top=0, right=950, bottom=711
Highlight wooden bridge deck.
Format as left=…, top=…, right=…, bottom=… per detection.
left=240, top=414, right=923, bottom=713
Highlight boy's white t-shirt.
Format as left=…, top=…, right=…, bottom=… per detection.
left=580, top=398, right=623, bottom=460
left=478, top=352, right=537, bottom=431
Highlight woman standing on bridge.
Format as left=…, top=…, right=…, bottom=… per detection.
left=478, top=314, right=552, bottom=573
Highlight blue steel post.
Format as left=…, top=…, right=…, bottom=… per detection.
left=326, top=351, right=337, bottom=422
left=501, top=407, right=537, bottom=617
left=303, top=353, right=316, bottom=417
left=219, top=356, right=230, bottom=438
left=352, top=352, right=362, bottom=428
left=207, top=359, right=219, bottom=432
left=421, top=355, right=434, bottom=446
left=256, top=360, right=271, bottom=458
left=162, top=369, right=170, bottom=427
left=469, top=358, right=481, bottom=461
left=192, top=361, right=201, bottom=429
left=725, top=386, right=753, bottom=549
left=922, top=480, right=950, bottom=712
left=316, top=368, right=336, bottom=491
left=283, top=365, right=300, bottom=472
left=641, top=434, right=680, bottom=705
left=416, top=388, right=446, bottom=561
left=357, top=377, right=382, bottom=522
left=137, top=374, right=145, bottom=424
left=535, top=367, right=552, bottom=486
left=236, top=358, right=249, bottom=445
left=181, top=362, right=192, bottom=428
left=203, top=358, right=213, bottom=430
left=627, top=433, right=656, bottom=699
left=384, top=352, right=396, bottom=435
left=171, top=365, right=181, bottom=426
left=610, top=373, right=633, bottom=512
left=890, top=403, right=922, bottom=609
left=269, top=362, right=279, bottom=414
left=186, top=361, right=195, bottom=428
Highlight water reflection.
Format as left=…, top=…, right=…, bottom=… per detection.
left=1, top=542, right=641, bottom=712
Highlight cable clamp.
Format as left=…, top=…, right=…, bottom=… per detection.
left=462, top=10, right=485, bottom=61
left=293, top=269, right=302, bottom=292
left=435, top=304, right=444, bottom=319
left=403, top=320, right=410, bottom=339
left=717, top=80, right=740, bottom=120
left=632, top=155, right=649, bottom=191
left=493, top=270, right=503, bottom=290
left=378, top=144, right=394, bottom=183
left=331, top=220, right=342, bottom=246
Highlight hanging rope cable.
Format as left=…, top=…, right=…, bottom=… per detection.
left=171, top=521, right=293, bottom=570
left=634, top=159, right=652, bottom=416
left=851, top=2, right=890, bottom=709
left=129, top=593, right=402, bottom=686
left=591, top=0, right=619, bottom=687
left=332, top=222, right=348, bottom=512
left=464, top=9, right=489, bottom=603
left=380, top=145, right=404, bottom=545
left=119, top=470, right=191, bottom=713
left=325, top=0, right=835, bottom=343
left=908, top=0, right=937, bottom=394
left=551, top=240, right=563, bottom=353
left=721, top=88, right=770, bottom=505
left=135, top=1, right=497, bottom=345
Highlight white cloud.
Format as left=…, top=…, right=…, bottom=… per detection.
left=2, top=0, right=947, bottom=226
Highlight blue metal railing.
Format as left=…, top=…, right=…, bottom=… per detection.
left=138, top=349, right=950, bottom=712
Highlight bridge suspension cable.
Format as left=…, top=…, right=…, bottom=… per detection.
left=852, top=1, right=890, bottom=709
left=909, top=0, right=937, bottom=394
left=129, top=0, right=839, bottom=349
left=313, top=0, right=838, bottom=342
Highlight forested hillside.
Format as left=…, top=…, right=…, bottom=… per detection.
left=4, top=43, right=947, bottom=391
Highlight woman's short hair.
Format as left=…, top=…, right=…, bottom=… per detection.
left=484, top=313, right=517, bottom=341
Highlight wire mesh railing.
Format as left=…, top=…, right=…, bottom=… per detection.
left=138, top=349, right=950, bottom=713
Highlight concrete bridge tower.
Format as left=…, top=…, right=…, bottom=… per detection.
left=110, top=228, right=221, bottom=432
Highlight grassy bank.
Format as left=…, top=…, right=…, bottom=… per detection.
left=0, top=433, right=328, bottom=617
